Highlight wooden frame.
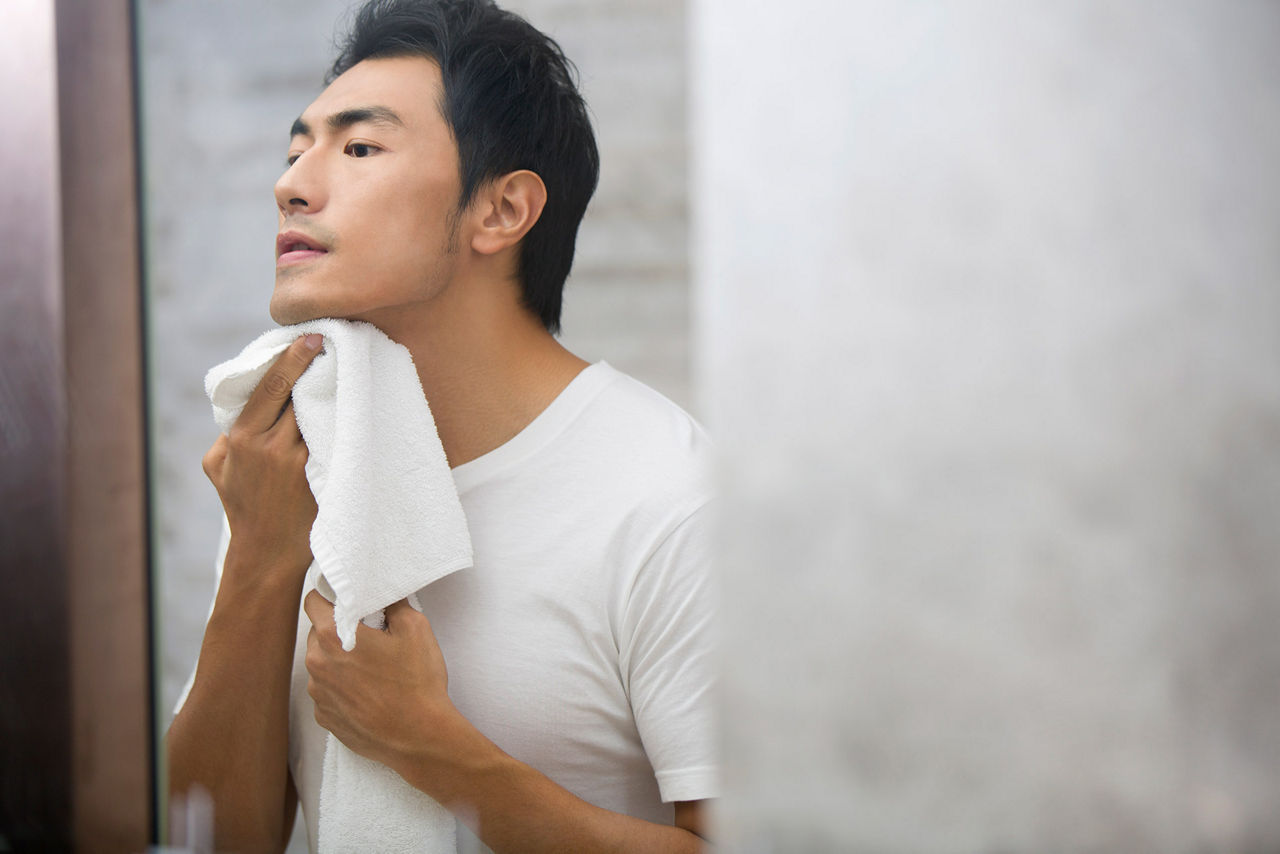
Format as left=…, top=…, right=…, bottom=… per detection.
left=57, top=0, right=153, bottom=848
left=0, top=0, right=152, bottom=849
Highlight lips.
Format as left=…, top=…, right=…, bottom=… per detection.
left=276, top=230, right=329, bottom=266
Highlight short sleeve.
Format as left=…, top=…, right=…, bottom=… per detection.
left=618, top=501, right=719, bottom=803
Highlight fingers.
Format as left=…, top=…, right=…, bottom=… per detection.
left=386, top=600, right=443, bottom=665
left=386, top=598, right=435, bottom=636
left=279, top=401, right=304, bottom=445
left=384, top=598, right=417, bottom=627
left=303, top=588, right=335, bottom=627
left=307, top=592, right=431, bottom=656
left=234, top=334, right=323, bottom=434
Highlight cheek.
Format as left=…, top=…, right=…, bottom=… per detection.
left=331, top=171, right=459, bottom=283
left=370, top=202, right=458, bottom=266
left=345, top=231, right=453, bottom=306
left=380, top=171, right=459, bottom=237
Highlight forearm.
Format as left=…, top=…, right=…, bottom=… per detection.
left=393, top=714, right=706, bottom=854
left=167, top=547, right=306, bottom=850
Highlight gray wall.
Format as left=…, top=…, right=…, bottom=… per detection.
left=696, top=1, right=1280, bottom=851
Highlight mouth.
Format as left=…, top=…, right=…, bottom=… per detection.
left=276, top=230, right=330, bottom=266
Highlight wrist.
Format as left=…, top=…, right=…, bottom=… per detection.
left=389, top=702, right=513, bottom=804
left=219, top=538, right=311, bottom=597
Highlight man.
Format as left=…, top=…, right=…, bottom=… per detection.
left=166, top=0, right=716, bottom=851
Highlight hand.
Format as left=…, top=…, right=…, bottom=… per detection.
left=303, top=593, right=458, bottom=772
left=303, top=594, right=711, bottom=853
left=202, top=334, right=323, bottom=580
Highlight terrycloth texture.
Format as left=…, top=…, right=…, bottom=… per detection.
left=205, top=318, right=470, bottom=853
left=319, top=726, right=455, bottom=852
left=205, top=318, right=472, bottom=647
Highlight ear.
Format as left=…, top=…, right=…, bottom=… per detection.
left=470, top=170, right=548, bottom=256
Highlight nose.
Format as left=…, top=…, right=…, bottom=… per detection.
left=274, top=151, right=324, bottom=216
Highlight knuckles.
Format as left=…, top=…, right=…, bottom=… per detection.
left=306, top=667, right=330, bottom=709
left=305, top=619, right=340, bottom=655
left=304, top=636, right=335, bottom=682
left=225, top=424, right=253, bottom=447
left=200, top=443, right=224, bottom=479
left=224, top=423, right=306, bottom=468
left=304, top=644, right=322, bottom=675
left=262, top=370, right=292, bottom=398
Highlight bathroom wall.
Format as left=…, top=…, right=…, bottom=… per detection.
left=694, top=2, right=1280, bottom=850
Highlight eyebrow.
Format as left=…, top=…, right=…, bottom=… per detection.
left=289, top=105, right=406, bottom=139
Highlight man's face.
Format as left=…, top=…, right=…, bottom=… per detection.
left=270, top=56, right=464, bottom=327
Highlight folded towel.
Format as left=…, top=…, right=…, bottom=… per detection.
left=205, top=318, right=470, bottom=853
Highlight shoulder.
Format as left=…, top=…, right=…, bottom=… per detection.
left=588, top=364, right=709, bottom=453
left=569, top=363, right=714, bottom=508
left=454, top=362, right=714, bottom=543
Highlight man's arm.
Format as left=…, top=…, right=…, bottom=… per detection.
left=167, top=335, right=322, bottom=852
left=304, top=594, right=712, bottom=853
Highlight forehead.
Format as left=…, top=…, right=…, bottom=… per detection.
left=299, top=55, right=448, bottom=136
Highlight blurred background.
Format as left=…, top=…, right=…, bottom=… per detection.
left=696, top=2, right=1280, bottom=851
left=4, top=0, right=1280, bottom=851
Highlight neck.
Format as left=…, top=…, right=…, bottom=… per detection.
left=358, top=275, right=588, bottom=468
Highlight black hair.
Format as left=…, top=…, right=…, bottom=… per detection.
left=329, top=0, right=600, bottom=333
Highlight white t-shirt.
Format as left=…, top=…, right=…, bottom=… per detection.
left=281, top=361, right=718, bottom=849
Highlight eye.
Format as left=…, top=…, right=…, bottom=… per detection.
left=345, top=141, right=378, bottom=158
left=285, top=152, right=302, bottom=167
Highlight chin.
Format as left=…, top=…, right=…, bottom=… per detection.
left=270, top=299, right=373, bottom=329
left=269, top=302, right=313, bottom=326
left=269, top=287, right=331, bottom=326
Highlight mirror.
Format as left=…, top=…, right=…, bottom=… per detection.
left=136, top=0, right=692, bottom=845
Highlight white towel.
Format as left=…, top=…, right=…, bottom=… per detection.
left=205, top=318, right=470, bottom=854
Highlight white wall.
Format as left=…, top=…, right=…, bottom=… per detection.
left=694, top=1, right=1280, bottom=850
